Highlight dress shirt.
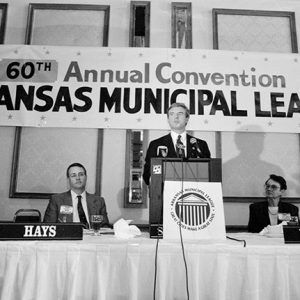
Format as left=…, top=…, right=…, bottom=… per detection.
left=71, top=190, right=90, bottom=227
left=170, top=131, right=187, bottom=157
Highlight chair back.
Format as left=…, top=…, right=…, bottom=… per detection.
left=14, top=209, right=41, bottom=223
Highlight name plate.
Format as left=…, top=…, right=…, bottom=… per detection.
left=150, top=224, right=163, bottom=239
left=0, top=223, right=83, bottom=240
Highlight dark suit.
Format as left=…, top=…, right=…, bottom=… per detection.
left=143, top=133, right=211, bottom=185
left=248, top=201, right=299, bottom=233
left=43, top=191, right=109, bottom=227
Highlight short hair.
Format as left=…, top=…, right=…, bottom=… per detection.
left=167, top=102, right=190, bottom=118
left=66, top=163, right=86, bottom=177
left=265, top=174, right=287, bottom=190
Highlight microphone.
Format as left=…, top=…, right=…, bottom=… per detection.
left=190, top=138, right=202, bottom=157
left=177, top=144, right=185, bottom=158
left=157, top=146, right=168, bottom=157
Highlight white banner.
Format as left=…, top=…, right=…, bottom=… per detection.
left=163, top=181, right=226, bottom=240
left=0, top=45, right=300, bottom=132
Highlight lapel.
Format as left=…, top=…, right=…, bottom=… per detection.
left=165, top=134, right=177, bottom=157
left=86, top=192, right=97, bottom=221
left=64, top=191, right=73, bottom=222
left=262, top=201, right=270, bottom=224
left=278, top=201, right=284, bottom=212
left=65, top=191, right=73, bottom=205
left=186, top=134, right=193, bottom=158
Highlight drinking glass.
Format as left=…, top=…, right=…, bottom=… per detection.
left=90, top=215, right=104, bottom=235
left=58, top=213, right=67, bottom=223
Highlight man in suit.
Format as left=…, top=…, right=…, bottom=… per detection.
left=248, top=174, right=299, bottom=233
left=143, top=102, right=211, bottom=185
left=43, top=162, right=109, bottom=228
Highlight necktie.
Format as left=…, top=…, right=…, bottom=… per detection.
left=77, top=195, right=88, bottom=228
left=176, top=135, right=185, bottom=158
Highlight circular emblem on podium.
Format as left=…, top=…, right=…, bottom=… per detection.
left=170, top=189, right=216, bottom=230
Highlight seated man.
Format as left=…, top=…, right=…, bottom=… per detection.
left=43, top=162, right=109, bottom=228
left=248, top=174, right=298, bottom=233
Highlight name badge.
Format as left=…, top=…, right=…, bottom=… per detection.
left=60, top=205, right=73, bottom=214
left=278, top=213, right=291, bottom=221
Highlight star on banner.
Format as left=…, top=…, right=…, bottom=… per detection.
left=107, top=52, right=112, bottom=56
left=172, top=54, right=176, bottom=58
left=72, top=116, right=77, bottom=122
left=137, top=118, right=142, bottom=122
left=236, top=120, right=242, bottom=125
left=104, top=117, right=109, bottom=122
left=204, top=119, right=209, bottom=124
left=268, top=121, right=273, bottom=126
left=139, top=53, right=143, bottom=57
left=77, top=51, right=81, bottom=56
left=38, top=115, right=47, bottom=127
left=8, top=114, right=13, bottom=120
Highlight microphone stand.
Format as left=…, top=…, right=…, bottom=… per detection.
left=153, top=151, right=168, bottom=300
left=178, top=146, right=190, bottom=300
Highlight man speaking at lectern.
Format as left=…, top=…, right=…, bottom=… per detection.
left=143, top=102, right=211, bottom=185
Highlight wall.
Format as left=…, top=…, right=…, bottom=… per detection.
left=1, top=0, right=300, bottom=226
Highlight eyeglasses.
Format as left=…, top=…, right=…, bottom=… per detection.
left=69, top=172, right=86, bottom=178
left=265, top=184, right=280, bottom=190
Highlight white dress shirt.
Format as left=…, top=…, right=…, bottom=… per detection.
left=170, top=131, right=187, bottom=157
left=70, top=190, right=90, bottom=227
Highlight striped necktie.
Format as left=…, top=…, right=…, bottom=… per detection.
left=176, top=135, right=184, bottom=158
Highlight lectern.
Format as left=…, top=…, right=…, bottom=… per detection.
left=149, top=158, right=222, bottom=238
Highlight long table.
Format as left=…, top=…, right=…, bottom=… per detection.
left=0, top=232, right=300, bottom=300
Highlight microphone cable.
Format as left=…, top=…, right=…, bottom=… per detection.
left=178, top=151, right=190, bottom=300
left=226, top=235, right=247, bottom=247
left=153, top=236, right=159, bottom=300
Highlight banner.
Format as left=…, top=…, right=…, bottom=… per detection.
left=163, top=181, right=226, bottom=240
left=0, top=45, right=300, bottom=132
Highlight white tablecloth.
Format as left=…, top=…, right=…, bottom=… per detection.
left=0, top=232, right=300, bottom=300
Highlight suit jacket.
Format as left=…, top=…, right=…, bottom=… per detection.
left=248, top=200, right=299, bottom=233
left=142, top=133, right=211, bottom=185
left=43, top=191, right=109, bottom=227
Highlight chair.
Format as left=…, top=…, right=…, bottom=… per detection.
left=14, top=209, right=41, bottom=223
